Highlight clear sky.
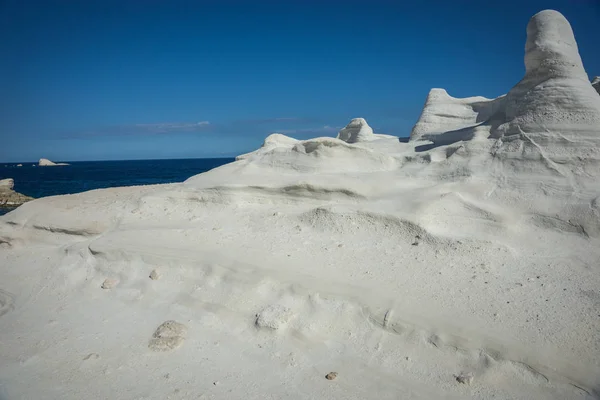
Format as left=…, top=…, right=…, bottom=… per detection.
left=1, top=0, right=599, bottom=162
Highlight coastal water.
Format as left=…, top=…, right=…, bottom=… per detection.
left=0, top=158, right=234, bottom=216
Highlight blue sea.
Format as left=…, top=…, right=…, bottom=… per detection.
left=0, top=158, right=234, bottom=216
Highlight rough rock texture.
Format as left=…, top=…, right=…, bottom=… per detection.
left=593, top=76, right=600, bottom=95
left=0, top=179, right=13, bottom=190
left=405, top=9, right=600, bottom=238
left=337, top=118, right=374, bottom=143
left=39, top=158, right=69, bottom=166
left=325, top=372, right=338, bottom=380
left=0, top=178, right=34, bottom=208
left=148, top=320, right=187, bottom=351
left=255, top=304, right=293, bottom=330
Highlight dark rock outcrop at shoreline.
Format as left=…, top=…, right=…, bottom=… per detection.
left=0, top=178, right=34, bottom=209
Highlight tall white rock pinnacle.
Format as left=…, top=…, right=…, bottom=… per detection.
left=495, top=10, right=600, bottom=137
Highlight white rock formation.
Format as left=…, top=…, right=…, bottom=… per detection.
left=411, top=10, right=600, bottom=151
left=410, top=89, right=505, bottom=142
left=493, top=10, right=600, bottom=139
left=1, top=9, right=600, bottom=400
left=593, top=76, right=600, bottom=95
left=39, top=158, right=69, bottom=166
left=337, top=118, right=375, bottom=143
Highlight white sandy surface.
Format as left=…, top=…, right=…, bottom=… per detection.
left=1, top=9, right=599, bottom=400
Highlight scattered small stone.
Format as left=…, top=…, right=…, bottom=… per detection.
left=149, top=269, right=160, bottom=280
left=101, top=278, right=119, bottom=289
left=213, top=381, right=219, bottom=386
left=456, top=372, right=474, bottom=385
left=148, top=320, right=188, bottom=351
left=325, top=372, right=338, bottom=380
left=83, top=353, right=100, bottom=361
left=338, top=243, right=343, bottom=248
left=412, top=242, right=419, bottom=246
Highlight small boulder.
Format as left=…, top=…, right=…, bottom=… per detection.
left=456, top=372, right=474, bottom=385
left=149, top=269, right=160, bottom=280
left=148, top=320, right=187, bottom=351
left=101, top=278, right=119, bottom=289
left=325, top=372, right=338, bottom=380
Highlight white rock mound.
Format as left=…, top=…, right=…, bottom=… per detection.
left=336, top=118, right=397, bottom=143
left=39, top=158, right=69, bottom=166
left=236, top=133, right=298, bottom=161
left=336, top=118, right=375, bottom=143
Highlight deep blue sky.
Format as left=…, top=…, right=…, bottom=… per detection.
left=1, top=0, right=599, bottom=162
